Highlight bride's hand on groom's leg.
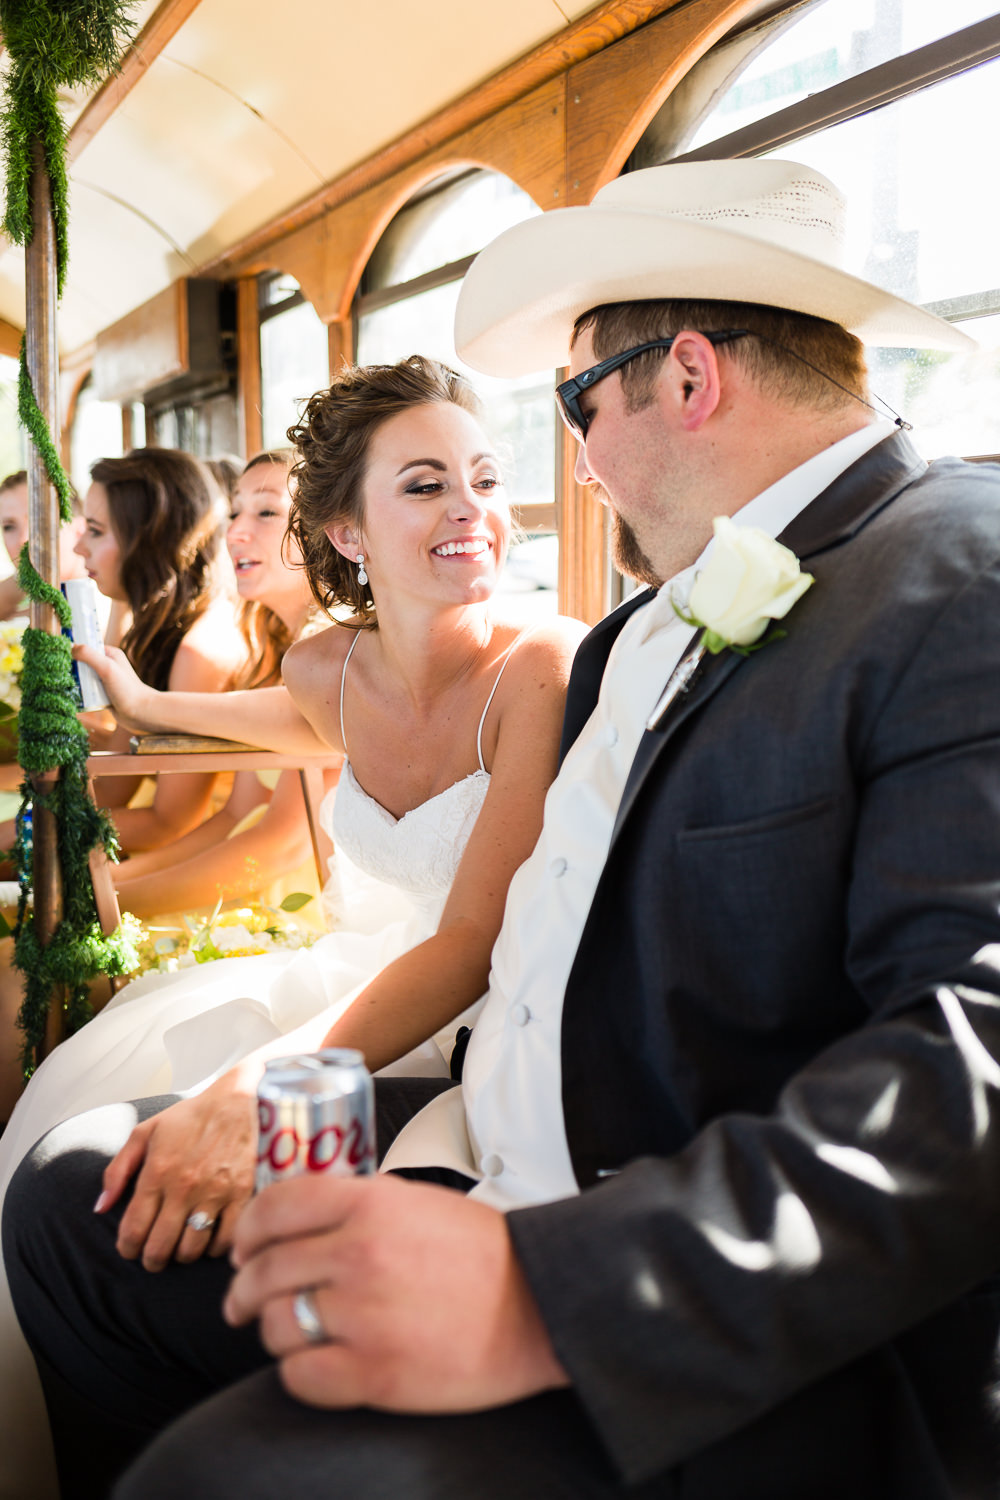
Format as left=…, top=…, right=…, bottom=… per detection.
left=95, top=1081, right=258, bottom=1269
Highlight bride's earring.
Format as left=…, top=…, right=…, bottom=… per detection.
left=356, top=553, right=368, bottom=587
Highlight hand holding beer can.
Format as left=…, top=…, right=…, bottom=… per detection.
left=256, top=1048, right=375, bottom=1189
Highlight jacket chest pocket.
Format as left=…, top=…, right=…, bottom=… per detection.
left=671, top=794, right=851, bottom=1028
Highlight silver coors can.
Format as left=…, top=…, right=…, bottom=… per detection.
left=255, top=1048, right=375, bottom=1189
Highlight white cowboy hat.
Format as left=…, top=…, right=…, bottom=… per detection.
left=454, top=158, right=973, bottom=376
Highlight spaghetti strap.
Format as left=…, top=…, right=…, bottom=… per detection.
left=339, top=631, right=362, bottom=758
left=476, top=626, right=537, bottom=772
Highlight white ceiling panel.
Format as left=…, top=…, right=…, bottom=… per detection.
left=160, top=0, right=581, bottom=185
left=76, top=61, right=323, bottom=262
left=59, top=186, right=191, bottom=350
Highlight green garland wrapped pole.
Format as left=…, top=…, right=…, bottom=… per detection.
left=1, top=0, right=141, bottom=1068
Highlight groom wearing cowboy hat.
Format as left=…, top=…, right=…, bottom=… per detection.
left=8, top=158, right=1000, bottom=1499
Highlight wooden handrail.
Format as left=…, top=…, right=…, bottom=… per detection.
left=87, top=742, right=340, bottom=777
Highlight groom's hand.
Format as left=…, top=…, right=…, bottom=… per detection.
left=223, top=1172, right=570, bottom=1411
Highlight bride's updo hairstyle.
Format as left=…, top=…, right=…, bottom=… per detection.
left=287, top=355, right=482, bottom=630
left=90, top=447, right=228, bottom=690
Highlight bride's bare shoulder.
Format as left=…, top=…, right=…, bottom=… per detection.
left=494, top=612, right=590, bottom=684
left=282, top=618, right=360, bottom=691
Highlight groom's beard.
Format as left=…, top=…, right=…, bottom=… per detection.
left=611, top=509, right=660, bottom=588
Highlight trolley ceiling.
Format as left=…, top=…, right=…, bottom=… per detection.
left=0, top=0, right=598, bottom=353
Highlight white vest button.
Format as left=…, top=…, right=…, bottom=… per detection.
left=605, top=724, right=619, bottom=746
left=511, top=1003, right=531, bottom=1027
left=481, top=1153, right=504, bottom=1177
left=550, top=857, right=568, bottom=877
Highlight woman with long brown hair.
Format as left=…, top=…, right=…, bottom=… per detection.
left=80, top=446, right=249, bottom=851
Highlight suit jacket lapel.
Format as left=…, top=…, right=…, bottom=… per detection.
left=776, top=428, right=925, bottom=558
left=609, top=430, right=928, bottom=840
left=613, top=643, right=745, bottom=837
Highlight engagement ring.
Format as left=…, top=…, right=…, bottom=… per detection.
left=185, top=1211, right=216, bottom=1233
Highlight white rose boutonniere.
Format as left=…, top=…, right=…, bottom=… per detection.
left=647, top=518, right=814, bottom=731
left=675, top=517, right=814, bottom=656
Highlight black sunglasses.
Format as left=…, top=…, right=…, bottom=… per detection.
left=555, top=330, right=749, bottom=441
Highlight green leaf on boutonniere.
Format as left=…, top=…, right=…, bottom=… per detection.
left=709, top=625, right=788, bottom=658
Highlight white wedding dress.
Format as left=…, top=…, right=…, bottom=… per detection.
left=0, top=631, right=514, bottom=1498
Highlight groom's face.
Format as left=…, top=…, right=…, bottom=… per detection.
left=565, top=326, right=673, bottom=587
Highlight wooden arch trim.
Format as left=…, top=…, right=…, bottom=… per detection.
left=223, top=0, right=768, bottom=333
left=248, top=76, right=565, bottom=327
left=565, top=0, right=763, bottom=202
left=199, top=0, right=697, bottom=281
left=557, top=0, right=767, bottom=619
left=213, top=0, right=767, bottom=305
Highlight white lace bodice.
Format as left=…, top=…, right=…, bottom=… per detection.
left=324, top=623, right=528, bottom=901
left=324, top=765, right=490, bottom=897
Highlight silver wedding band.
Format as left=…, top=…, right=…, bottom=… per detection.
left=292, top=1288, right=327, bottom=1345
left=185, top=1210, right=216, bottom=1233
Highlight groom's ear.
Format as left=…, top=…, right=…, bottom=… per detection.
left=660, top=331, right=724, bottom=432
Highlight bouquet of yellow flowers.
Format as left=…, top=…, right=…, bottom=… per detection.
left=129, top=893, right=316, bottom=976
left=0, top=617, right=26, bottom=763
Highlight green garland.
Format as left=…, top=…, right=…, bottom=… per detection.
left=17, top=344, right=75, bottom=522
left=1, top=0, right=138, bottom=294
left=1, top=0, right=140, bottom=1068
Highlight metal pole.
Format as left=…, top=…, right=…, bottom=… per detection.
left=25, top=137, right=65, bottom=1060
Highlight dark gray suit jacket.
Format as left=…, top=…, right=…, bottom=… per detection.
left=509, top=433, right=1000, bottom=1498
